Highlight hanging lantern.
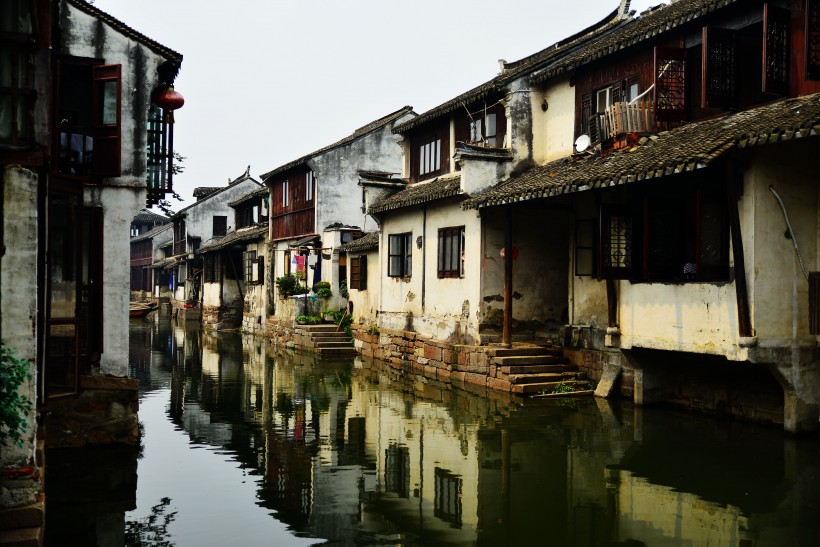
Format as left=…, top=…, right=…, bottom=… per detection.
left=154, top=85, right=185, bottom=112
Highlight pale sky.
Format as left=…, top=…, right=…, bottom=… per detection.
left=92, top=0, right=667, bottom=210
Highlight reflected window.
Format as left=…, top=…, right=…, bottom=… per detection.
left=384, top=444, right=410, bottom=498
left=434, top=467, right=462, bottom=528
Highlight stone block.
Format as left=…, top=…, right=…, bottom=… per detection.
left=0, top=500, right=44, bottom=530
left=488, top=377, right=512, bottom=392
left=424, top=345, right=443, bottom=361
left=438, top=368, right=452, bottom=382
left=464, top=372, right=487, bottom=387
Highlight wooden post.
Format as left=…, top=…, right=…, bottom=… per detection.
left=502, top=207, right=513, bottom=348
left=727, top=171, right=752, bottom=337
left=606, top=278, right=617, bottom=328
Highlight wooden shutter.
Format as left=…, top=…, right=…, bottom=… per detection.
left=702, top=27, right=735, bottom=109
left=654, top=46, right=686, bottom=123
left=91, top=64, right=121, bottom=177
left=350, top=256, right=367, bottom=290
left=807, top=0, right=820, bottom=80
left=359, top=256, right=367, bottom=290
left=257, top=256, right=264, bottom=285
left=763, top=4, right=790, bottom=96
left=810, top=272, right=820, bottom=334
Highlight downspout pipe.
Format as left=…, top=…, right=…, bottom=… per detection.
left=769, top=185, right=809, bottom=280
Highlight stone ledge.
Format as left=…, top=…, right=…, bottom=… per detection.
left=79, top=376, right=138, bottom=392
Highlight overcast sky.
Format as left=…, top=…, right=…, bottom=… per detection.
left=92, top=0, right=666, bottom=210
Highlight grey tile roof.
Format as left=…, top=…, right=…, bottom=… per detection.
left=132, top=209, right=170, bottom=225
left=338, top=232, right=379, bottom=254
left=464, top=93, right=820, bottom=209
left=261, top=106, right=415, bottom=181
left=229, top=186, right=268, bottom=207
left=67, top=0, right=182, bottom=64
left=173, top=170, right=261, bottom=219
left=193, top=187, right=221, bottom=199
left=131, top=223, right=172, bottom=243
left=368, top=173, right=463, bottom=214
left=197, top=223, right=268, bottom=254
left=530, top=0, right=740, bottom=84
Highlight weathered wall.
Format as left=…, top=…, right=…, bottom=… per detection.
left=531, top=76, right=576, bottom=164
left=346, top=249, right=379, bottom=326
left=243, top=240, right=269, bottom=334
left=87, top=186, right=145, bottom=376
left=1, top=166, right=39, bottom=482
left=59, top=0, right=174, bottom=188
left=180, top=179, right=262, bottom=247
left=378, top=199, right=483, bottom=344
left=479, top=205, right=570, bottom=339
left=310, top=111, right=414, bottom=234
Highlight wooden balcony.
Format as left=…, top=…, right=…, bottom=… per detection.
left=173, top=239, right=186, bottom=255
left=602, top=101, right=655, bottom=140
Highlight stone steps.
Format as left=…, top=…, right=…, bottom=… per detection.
left=488, top=347, right=563, bottom=357
left=512, top=379, right=581, bottom=395
left=493, top=354, right=567, bottom=366
left=299, top=323, right=356, bottom=356
left=507, top=371, right=579, bottom=384
left=498, top=364, right=573, bottom=375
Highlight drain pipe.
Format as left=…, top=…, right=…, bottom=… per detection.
left=769, top=185, right=809, bottom=280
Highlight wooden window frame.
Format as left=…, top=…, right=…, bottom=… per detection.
left=598, top=181, right=729, bottom=283
left=806, top=0, right=820, bottom=80
left=419, top=138, right=442, bottom=178
left=437, top=226, right=465, bottom=279
left=282, top=179, right=289, bottom=208
left=763, top=3, right=790, bottom=96
left=213, top=215, right=227, bottom=238
left=245, top=250, right=257, bottom=284
left=654, top=46, right=687, bottom=123
left=387, top=233, right=412, bottom=278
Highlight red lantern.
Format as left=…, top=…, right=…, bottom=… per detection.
left=154, top=86, right=185, bottom=111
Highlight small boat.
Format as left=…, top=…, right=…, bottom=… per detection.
left=129, top=302, right=158, bottom=318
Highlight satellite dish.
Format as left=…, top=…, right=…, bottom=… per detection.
left=575, top=134, right=591, bottom=153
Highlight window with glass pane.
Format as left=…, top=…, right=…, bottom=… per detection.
left=0, top=45, right=34, bottom=145
left=388, top=233, right=412, bottom=277
left=419, top=139, right=441, bottom=177
left=245, top=250, right=257, bottom=283
left=305, top=171, right=315, bottom=201
left=282, top=179, right=289, bottom=207
left=485, top=113, right=497, bottom=145
left=438, top=226, right=464, bottom=278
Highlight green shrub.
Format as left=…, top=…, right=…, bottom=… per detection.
left=0, top=341, right=33, bottom=448
left=275, top=274, right=298, bottom=296
left=339, top=281, right=349, bottom=299
left=296, top=315, right=320, bottom=324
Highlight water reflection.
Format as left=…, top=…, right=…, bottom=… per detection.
left=47, top=316, right=820, bottom=546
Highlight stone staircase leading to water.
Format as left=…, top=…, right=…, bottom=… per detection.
left=490, top=346, right=592, bottom=396
left=297, top=324, right=357, bottom=356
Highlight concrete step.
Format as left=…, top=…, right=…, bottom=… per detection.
left=512, top=380, right=580, bottom=395
left=507, top=371, right=578, bottom=384
left=0, top=501, right=44, bottom=531
left=498, top=364, right=573, bottom=375
left=493, top=355, right=568, bottom=366
left=488, top=347, right=563, bottom=357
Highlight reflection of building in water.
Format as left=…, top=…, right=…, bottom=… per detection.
left=151, top=320, right=820, bottom=545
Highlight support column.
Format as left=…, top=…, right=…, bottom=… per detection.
left=502, top=207, right=513, bottom=348
left=769, top=361, right=820, bottom=434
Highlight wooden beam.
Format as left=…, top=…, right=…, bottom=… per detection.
left=727, top=170, right=752, bottom=337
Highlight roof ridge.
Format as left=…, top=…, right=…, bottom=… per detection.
left=66, top=0, right=182, bottom=63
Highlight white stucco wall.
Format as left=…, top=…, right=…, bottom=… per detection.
left=311, top=112, right=415, bottom=235
left=379, top=199, right=483, bottom=343
left=531, top=77, right=576, bottom=164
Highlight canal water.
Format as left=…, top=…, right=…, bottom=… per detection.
left=45, top=315, right=820, bottom=546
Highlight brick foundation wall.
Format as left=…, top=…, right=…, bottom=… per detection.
left=44, top=376, right=139, bottom=448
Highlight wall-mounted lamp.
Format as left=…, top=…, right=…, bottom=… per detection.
left=541, top=99, right=549, bottom=112
left=416, top=236, right=423, bottom=249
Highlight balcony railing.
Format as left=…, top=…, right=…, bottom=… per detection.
left=602, top=101, right=655, bottom=140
